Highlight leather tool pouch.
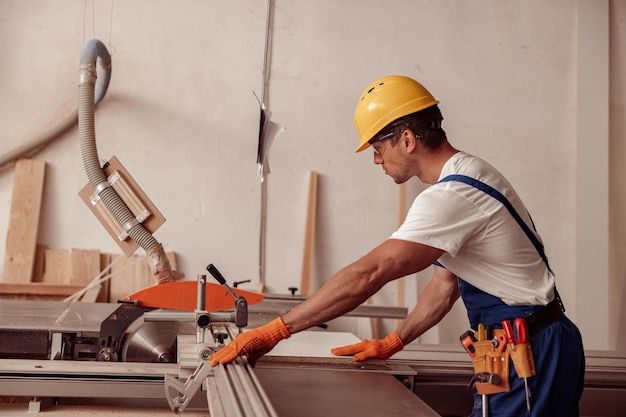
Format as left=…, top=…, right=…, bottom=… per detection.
left=509, top=342, right=536, bottom=379
left=471, top=340, right=511, bottom=394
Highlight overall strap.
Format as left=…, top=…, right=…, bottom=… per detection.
left=438, top=174, right=555, bottom=276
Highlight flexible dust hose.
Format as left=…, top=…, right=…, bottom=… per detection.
left=78, top=39, right=177, bottom=284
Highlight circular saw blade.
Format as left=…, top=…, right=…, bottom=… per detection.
left=122, top=319, right=196, bottom=363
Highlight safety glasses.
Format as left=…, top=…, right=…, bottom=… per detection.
left=369, top=131, right=402, bottom=146
left=369, top=131, right=402, bottom=156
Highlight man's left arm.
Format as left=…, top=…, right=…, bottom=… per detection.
left=331, top=263, right=460, bottom=361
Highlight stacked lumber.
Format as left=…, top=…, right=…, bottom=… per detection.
left=0, top=248, right=177, bottom=302
left=2, top=245, right=107, bottom=302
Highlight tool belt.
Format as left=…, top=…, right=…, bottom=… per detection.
left=465, top=330, right=536, bottom=395
left=461, top=296, right=565, bottom=395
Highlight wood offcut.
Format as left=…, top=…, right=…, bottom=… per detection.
left=1, top=159, right=46, bottom=283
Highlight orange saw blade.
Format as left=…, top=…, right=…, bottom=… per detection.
left=120, top=281, right=265, bottom=311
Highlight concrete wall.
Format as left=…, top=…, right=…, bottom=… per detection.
left=0, top=0, right=620, bottom=350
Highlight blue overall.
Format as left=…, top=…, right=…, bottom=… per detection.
left=438, top=175, right=585, bottom=417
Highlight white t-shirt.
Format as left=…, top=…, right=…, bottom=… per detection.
left=390, top=151, right=554, bottom=306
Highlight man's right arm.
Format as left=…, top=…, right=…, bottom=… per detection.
left=394, top=265, right=460, bottom=345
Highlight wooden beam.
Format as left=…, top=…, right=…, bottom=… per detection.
left=97, top=253, right=112, bottom=302
left=396, top=183, right=408, bottom=326
left=32, top=244, right=46, bottom=282
left=41, top=249, right=72, bottom=284
left=2, top=159, right=46, bottom=283
left=69, top=248, right=101, bottom=285
left=0, top=282, right=85, bottom=297
left=300, top=171, right=318, bottom=296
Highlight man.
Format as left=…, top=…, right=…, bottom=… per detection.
left=210, top=75, right=585, bottom=416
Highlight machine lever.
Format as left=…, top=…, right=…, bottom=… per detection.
left=233, top=279, right=251, bottom=288
left=207, top=264, right=239, bottom=301
left=206, top=264, right=249, bottom=328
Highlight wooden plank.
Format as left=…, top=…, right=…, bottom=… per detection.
left=39, top=248, right=103, bottom=297
left=97, top=253, right=112, bottom=303
left=41, top=249, right=71, bottom=284
left=300, top=171, right=318, bottom=296
left=69, top=248, right=101, bottom=285
left=31, top=244, right=46, bottom=282
left=107, top=252, right=177, bottom=302
left=107, top=254, right=149, bottom=303
left=61, top=251, right=111, bottom=303
left=396, top=183, right=408, bottom=326
left=367, top=297, right=380, bottom=339
left=0, top=282, right=85, bottom=297
left=70, top=248, right=102, bottom=302
left=2, top=159, right=46, bottom=283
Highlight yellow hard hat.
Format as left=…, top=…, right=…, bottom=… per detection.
left=354, top=75, right=439, bottom=152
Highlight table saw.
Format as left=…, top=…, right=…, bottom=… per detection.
left=0, top=272, right=438, bottom=416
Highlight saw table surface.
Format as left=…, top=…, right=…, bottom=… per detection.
left=255, top=366, right=439, bottom=417
left=254, top=330, right=439, bottom=416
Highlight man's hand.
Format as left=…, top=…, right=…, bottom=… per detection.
left=330, top=332, right=404, bottom=362
left=210, top=317, right=291, bottom=367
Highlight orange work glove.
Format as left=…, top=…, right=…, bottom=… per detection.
left=210, top=317, right=291, bottom=367
left=331, top=332, right=404, bottom=362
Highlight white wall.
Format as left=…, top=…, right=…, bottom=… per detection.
left=0, top=0, right=613, bottom=349
left=609, top=0, right=626, bottom=351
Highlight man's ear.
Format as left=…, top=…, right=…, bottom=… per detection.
left=403, top=130, right=418, bottom=153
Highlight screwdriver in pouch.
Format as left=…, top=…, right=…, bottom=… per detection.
left=477, top=323, right=486, bottom=341
left=514, top=318, right=531, bottom=413
left=502, top=320, right=515, bottom=350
